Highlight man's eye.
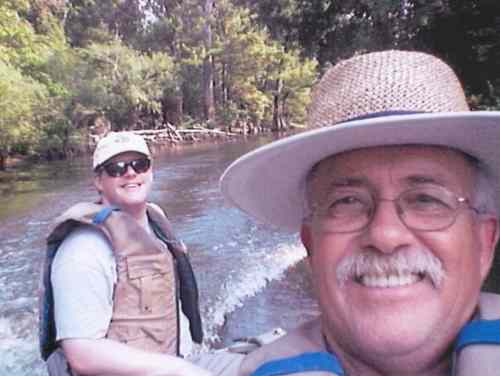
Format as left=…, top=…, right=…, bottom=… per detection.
left=406, top=193, right=450, bottom=210
left=327, top=195, right=367, bottom=214
left=332, top=196, right=360, bottom=206
left=415, top=194, right=437, bottom=203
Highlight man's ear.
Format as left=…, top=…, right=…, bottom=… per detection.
left=300, top=223, right=313, bottom=257
left=94, top=174, right=103, bottom=194
left=478, top=217, right=500, bottom=281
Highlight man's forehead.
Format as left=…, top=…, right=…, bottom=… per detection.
left=308, top=145, right=475, bottom=187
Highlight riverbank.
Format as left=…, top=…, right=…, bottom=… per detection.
left=1, top=126, right=237, bottom=170
left=2, top=155, right=35, bottom=169
left=1, top=126, right=302, bottom=172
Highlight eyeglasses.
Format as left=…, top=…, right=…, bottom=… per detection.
left=100, top=158, right=151, bottom=177
left=312, top=186, right=479, bottom=233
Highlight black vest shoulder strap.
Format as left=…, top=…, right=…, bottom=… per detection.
left=147, top=210, right=203, bottom=344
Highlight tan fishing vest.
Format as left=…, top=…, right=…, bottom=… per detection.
left=49, top=202, right=179, bottom=355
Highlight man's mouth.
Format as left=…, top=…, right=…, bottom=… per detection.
left=336, top=248, right=445, bottom=289
left=122, top=183, right=142, bottom=189
left=355, top=271, right=424, bottom=288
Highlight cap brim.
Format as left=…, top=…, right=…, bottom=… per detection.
left=220, top=111, right=500, bottom=232
left=94, top=149, right=150, bottom=170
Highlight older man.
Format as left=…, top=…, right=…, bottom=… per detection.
left=40, top=132, right=210, bottom=375
left=220, top=50, right=500, bottom=375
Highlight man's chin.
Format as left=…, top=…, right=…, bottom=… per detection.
left=348, top=301, right=445, bottom=354
left=325, top=289, right=447, bottom=353
left=370, top=323, right=430, bottom=346
left=109, top=197, right=148, bottom=211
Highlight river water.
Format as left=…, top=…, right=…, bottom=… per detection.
left=0, top=137, right=319, bottom=375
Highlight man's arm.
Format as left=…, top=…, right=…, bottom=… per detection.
left=61, top=338, right=211, bottom=376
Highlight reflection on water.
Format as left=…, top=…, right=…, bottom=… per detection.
left=0, top=135, right=316, bottom=375
left=0, top=158, right=93, bottom=218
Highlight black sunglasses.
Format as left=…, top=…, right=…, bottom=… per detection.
left=100, top=158, right=151, bottom=177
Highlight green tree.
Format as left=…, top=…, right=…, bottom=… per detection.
left=227, top=0, right=316, bottom=130
left=64, top=0, right=146, bottom=47
left=73, top=40, right=176, bottom=129
left=414, top=0, right=500, bottom=109
left=0, top=61, right=47, bottom=169
left=0, top=0, right=71, bottom=164
left=0, top=0, right=315, bottom=162
left=212, top=0, right=316, bottom=131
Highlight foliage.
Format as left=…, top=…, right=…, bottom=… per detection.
left=245, top=0, right=500, bottom=109
left=0, top=60, right=47, bottom=157
left=73, top=40, right=175, bottom=128
left=1, top=0, right=499, bottom=163
left=64, top=0, right=146, bottom=47
left=0, top=1, right=59, bottom=160
left=415, top=0, right=500, bottom=109
left=277, top=49, right=317, bottom=124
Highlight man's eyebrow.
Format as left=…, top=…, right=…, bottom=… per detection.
left=328, top=177, right=369, bottom=188
left=404, top=175, right=448, bottom=186
left=327, top=175, right=450, bottom=188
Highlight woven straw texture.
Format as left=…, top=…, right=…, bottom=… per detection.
left=308, top=50, right=470, bottom=128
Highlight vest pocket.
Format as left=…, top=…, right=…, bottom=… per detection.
left=107, top=322, right=177, bottom=353
left=126, top=253, right=171, bottom=279
left=126, top=253, right=173, bottom=314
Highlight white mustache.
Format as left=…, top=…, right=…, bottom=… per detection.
left=336, top=247, right=444, bottom=288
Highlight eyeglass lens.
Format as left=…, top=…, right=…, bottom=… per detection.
left=103, top=158, right=151, bottom=177
left=315, top=186, right=469, bottom=233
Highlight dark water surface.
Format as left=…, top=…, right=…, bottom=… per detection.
left=0, top=137, right=319, bottom=375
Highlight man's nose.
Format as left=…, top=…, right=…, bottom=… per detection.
left=359, top=200, right=414, bottom=253
left=123, top=164, right=137, bottom=176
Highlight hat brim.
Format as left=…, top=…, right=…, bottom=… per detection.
left=94, top=149, right=150, bottom=170
left=220, top=111, right=500, bottom=232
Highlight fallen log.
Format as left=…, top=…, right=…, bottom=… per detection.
left=89, top=126, right=239, bottom=148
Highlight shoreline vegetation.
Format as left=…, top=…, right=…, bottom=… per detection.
left=3, top=2, right=498, bottom=175
left=2, top=125, right=301, bottom=171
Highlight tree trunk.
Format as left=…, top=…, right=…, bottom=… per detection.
left=222, top=62, right=229, bottom=106
left=202, top=0, right=215, bottom=123
left=162, top=90, right=183, bottom=126
left=282, top=93, right=290, bottom=129
left=0, top=152, right=6, bottom=171
left=126, top=107, right=140, bottom=130
left=272, top=77, right=284, bottom=131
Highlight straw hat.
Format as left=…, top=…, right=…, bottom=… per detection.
left=220, top=50, right=500, bottom=231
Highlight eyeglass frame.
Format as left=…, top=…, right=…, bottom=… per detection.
left=308, top=185, right=481, bottom=233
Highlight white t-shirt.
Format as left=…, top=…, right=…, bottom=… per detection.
left=51, top=225, right=193, bottom=355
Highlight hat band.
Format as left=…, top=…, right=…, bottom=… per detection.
left=340, top=110, right=427, bottom=124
